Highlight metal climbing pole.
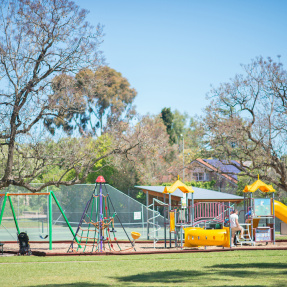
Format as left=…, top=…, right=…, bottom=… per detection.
left=99, top=180, right=103, bottom=252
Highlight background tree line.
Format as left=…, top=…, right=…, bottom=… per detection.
left=2, top=1, right=287, bottom=204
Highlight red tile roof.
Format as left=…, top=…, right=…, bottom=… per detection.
left=195, top=158, right=238, bottom=184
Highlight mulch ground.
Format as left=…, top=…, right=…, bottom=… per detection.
left=2, top=240, right=287, bottom=256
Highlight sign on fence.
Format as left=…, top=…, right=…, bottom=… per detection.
left=134, top=211, right=141, bottom=220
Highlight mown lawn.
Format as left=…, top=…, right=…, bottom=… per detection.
left=1, top=250, right=287, bottom=286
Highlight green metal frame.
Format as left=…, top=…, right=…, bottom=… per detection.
left=50, top=191, right=80, bottom=246
left=8, top=196, right=20, bottom=234
left=0, top=191, right=78, bottom=250
left=0, top=193, right=8, bottom=227
left=49, top=192, right=52, bottom=250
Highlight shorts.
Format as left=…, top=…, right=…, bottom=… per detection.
left=231, top=226, right=243, bottom=236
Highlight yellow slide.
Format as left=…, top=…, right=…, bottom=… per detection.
left=274, top=200, right=287, bottom=223
left=183, top=227, right=230, bottom=248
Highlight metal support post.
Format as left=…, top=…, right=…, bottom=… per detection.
left=250, top=193, right=254, bottom=244
left=272, top=192, right=275, bottom=245
left=146, top=191, right=149, bottom=240
left=244, top=193, right=246, bottom=222
left=185, top=193, right=188, bottom=223
left=228, top=201, right=232, bottom=248
left=49, top=192, right=53, bottom=250
left=8, top=196, right=20, bottom=234
left=99, top=182, right=103, bottom=252
left=50, top=191, right=79, bottom=244
left=141, top=204, right=144, bottom=237
left=174, top=211, right=177, bottom=247
left=152, top=199, right=155, bottom=245
left=191, top=193, right=194, bottom=226
left=164, top=193, right=166, bottom=248
left=169, top=193, right=171, bottom=247
left=180, top=224, right=183, bottom=249
left=0, top=194, right=8, bottom=227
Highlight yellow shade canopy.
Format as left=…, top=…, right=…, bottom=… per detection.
left=243, top=179, right=275, bottom=193
left=163, top=179, right=194, bottom=194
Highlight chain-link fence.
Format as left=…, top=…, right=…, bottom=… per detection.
left=0, top=184, right=166, bottom=241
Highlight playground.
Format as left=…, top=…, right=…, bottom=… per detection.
left=1, top=176, right=287, bottom=286
left=1, top=175, right=287, bottom=257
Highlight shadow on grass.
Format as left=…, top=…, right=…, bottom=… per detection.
left=210, top=263, right=287, bottom=270
left=115, top=270, right=211, bottom=284
left=207, top=263, right=287, bottom=284
left=115, top=263, right=287, bottom=286
left=28, top=283, right=108, bottom=287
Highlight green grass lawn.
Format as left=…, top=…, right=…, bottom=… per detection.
left=1, top=250, right=287, bottom=286
left=275, top=232, right=287, bottom=240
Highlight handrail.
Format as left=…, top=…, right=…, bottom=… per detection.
left=192, top=202, right=234, bottom=227
left=147, top=198, right=168, bottom=248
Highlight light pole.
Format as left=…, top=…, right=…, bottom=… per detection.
left=181, top=134, right=184, bottom=182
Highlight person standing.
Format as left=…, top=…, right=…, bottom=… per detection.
left=230, top=209, right=244, bottom=247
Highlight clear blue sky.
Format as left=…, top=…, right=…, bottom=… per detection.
left=75, top=0, right=287, bottom=118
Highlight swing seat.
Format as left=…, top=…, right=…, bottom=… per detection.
left=110, top=228, right=117, bottom=233
left=39, top=234, right=48, bottom=239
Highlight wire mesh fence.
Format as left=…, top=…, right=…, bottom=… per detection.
left=0, top=184, right=166, bottom=241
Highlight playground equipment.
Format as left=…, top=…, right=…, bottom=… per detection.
left=273, top=200, right=287, bottom=223
left=150, top=178, right=234, bottom=249
left=131, top=231, right=141, bottom=246
left=184, top=226, right=230, bottom=248
left=243, top=177, right=276, bottom=245
left=181, top=201, right=233, bottom=248
left=0, top=191, right=76, bottom=250
left=68, top=176, right=135, bottom=253
left=145, top=176, right=287, bottom=249
left=183, top=177, right=287, bottom=248
left=163, top=178, right=194, bottom=248
left=147, top=198, right=168, bottom=248
left=3, top=175, right=287, bottom=252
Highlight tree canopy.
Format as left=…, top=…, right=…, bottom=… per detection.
left=45, top=66, right=137, bottom=136
left=205, top=56, right=287, bottom=192
left=0, top=0, right=139, bottom=192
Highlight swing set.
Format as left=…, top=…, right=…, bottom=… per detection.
left=0, top=191, right=78, bottom=250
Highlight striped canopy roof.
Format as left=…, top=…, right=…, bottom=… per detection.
left=163, top=179, right=194, bottom=194
left=243, top=179, right=275, bottom=193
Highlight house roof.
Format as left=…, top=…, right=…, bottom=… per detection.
left=194, top=159, right=243, bottom=184
left=136, top=185, right=243, bottom=203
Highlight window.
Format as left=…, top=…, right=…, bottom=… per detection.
left=193, top=172, right=204, bottom=181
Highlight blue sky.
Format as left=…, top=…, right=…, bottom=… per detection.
left=75, top=0, right=287, bottom=118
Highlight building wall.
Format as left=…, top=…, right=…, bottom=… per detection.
left=186, top=162, right=238, bottom=194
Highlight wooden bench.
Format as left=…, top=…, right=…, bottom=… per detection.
left=0, top=243, right=4, bottom=255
